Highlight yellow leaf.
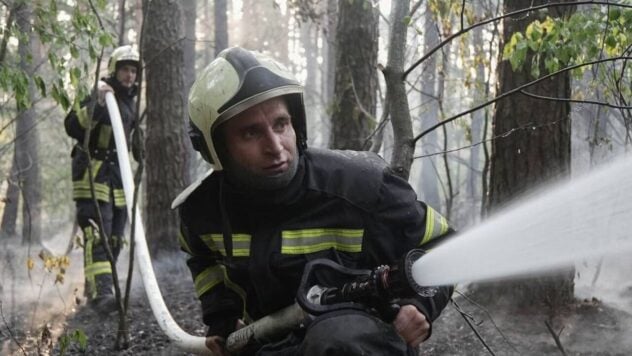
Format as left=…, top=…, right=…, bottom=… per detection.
left=27, top=257, right=35, bottom=270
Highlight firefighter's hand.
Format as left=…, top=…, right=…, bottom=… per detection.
left=97, top=81, right=113, bottom=106
left=205, top=336, right=229, bottom=356
left=205, top=319, right=245, bottom=355
left=392, top=304, right=430, bottom=348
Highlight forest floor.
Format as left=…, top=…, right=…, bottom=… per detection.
left=1, top=236, right=632, bottom=356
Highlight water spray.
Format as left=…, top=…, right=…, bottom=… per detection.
left=412, top=154, right=632, bottom=288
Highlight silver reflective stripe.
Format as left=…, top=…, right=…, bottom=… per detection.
left=200, top=233, right=251, bottom=257
left=194, top=265, right=224, bottom=298
left=281, top=228, right=363, bottom=254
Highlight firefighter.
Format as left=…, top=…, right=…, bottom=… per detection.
left=65, top=45, right=141, bottom=315
left=175, top=46, right=454, bottom=355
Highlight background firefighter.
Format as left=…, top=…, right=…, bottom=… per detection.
left=175, top=46, right=455, bottom=355
left=64, top=45, right=142, bottom=315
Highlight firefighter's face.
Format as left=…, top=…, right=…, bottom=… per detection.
left=220, top=97, right=299, bottom=190
left=116, top=63, right=137, bottom=88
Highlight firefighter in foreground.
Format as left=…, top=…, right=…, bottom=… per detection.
left=174, top=46, right=454, bottom=355
left=65, top=45, right=141, bottom=314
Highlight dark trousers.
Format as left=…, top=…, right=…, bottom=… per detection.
left=257, top=310, right=417, bottom=356
left=76, top=199, right=126, bottom=299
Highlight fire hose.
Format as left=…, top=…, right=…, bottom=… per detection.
left=106, top=90, right=436, bottom=354
left=105, top=91, right=212, bottom=355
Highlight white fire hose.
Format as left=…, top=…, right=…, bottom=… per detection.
left=105, top=91, right=212, bottom=355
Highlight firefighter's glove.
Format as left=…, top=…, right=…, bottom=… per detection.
left=97, top=81, right=114, bottom=106
left=131, top=126, right=145, bottom=162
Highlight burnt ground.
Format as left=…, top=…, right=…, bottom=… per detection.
left=2, top=247, right=632, bottom=356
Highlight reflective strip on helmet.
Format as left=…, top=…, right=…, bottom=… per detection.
left=200, top=233, right=251, bottom=257
left=420, top=206, right=449, bottom=246
left=109, top=45, right=140, bottom=74
left=213, top=86, right=303, bottom=130
left=281, top=228, right=363, bottom=254
left=194, top=265, right=224, bottom=298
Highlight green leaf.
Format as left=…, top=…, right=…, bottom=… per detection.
left=98, top=33, right=113, bottom=47
left=70, top=45, right=79, bottom=59
left=69, top=67, right=81, bottom=87
left=34, top=76, right=47, bottom=96
left=605, top=35, right=617, bottom=48
left=608, top=8, right=621, bottom=21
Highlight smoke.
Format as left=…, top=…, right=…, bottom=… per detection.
left=0, top=224, right=83, bottom=353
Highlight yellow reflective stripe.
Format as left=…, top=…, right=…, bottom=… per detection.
left=97, top=125, right=112, bottom=149
left=73, top=182, right=111, bottom=195
left=83, top=226, right=95, bottom=264
left=194, top=265, right=224, bottom=298
left=420, top=206, right=449, bottom=246
left=222, top=268, right=249, bottom=321
left=281, top=228, right=363, bottom=254
left=85, top=261, right=112, bottom=277
left=113, top=189, right=126, bottom=207
left=178, top=231, right=193, bottom=254
left=73, top=183, right=111, bottom=202
left=77, top=107, right=89, bottom=128
left=200, top=233, right=251, bottom=257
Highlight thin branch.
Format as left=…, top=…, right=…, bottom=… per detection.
left=544, top=319, right=568, bottom=356
left=460, top=0, right=466, bottom=31
left=455, top=290, right=519, bottom=353
left=0, top=301, right=27, bottom=355
left=414, top=56, right=632, bottom=143
left=0, top=4, right=16, bottom=64
left=451, top=298, right=496, bottom=355
left=408, top=1, right=423, bottom=18
left=520, top=89, right=632, bottom=109
left=403, top=1, right=632, bottom=80
left=415, top=113, right=573, bottom=160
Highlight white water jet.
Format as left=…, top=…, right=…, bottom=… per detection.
left=413, top=154, right=632, bottom=287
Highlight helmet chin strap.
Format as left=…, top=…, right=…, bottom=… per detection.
left=223, top=153, right=300, bottom=192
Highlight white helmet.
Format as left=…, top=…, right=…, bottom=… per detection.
left=108, top=45, right=140, bottom=76
left=187, top=46, right=306, bottom=170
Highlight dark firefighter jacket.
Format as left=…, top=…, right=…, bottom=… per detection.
left=64, top=77, right=138, bottom=207
left=176, top=148, right=455, bottom=338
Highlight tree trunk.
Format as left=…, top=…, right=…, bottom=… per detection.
left=466, top=5, right=488, bottom=223
left=300, top=18, right=324, bottom=147
left=118, top=0, right=127, bottom=45
left=143, top=0, right=190, bottom=257
left=330, top=0, right=378, bottom=151
left=214, top=0, right=228, bottom=56
left=182, top=0, right=198, bottom=177
left=320, top=0, right=337, bottom=148
left=416, top=5, right=441, bottom=209
left=15, top=2, right=41, bottom=246
left=240, top=0, right=288, bottom=58
left=484, top=0, right=576, bottom=308
left=1, top=157, right=19, bottom=239
left=384, top=0, right=413, bottom=179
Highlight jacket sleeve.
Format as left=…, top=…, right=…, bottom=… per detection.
left=64, top=97, right=109, bottom=142
left=368, top=168, right=455, bottom=323
left=178, top=212, right=244, bottom=338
